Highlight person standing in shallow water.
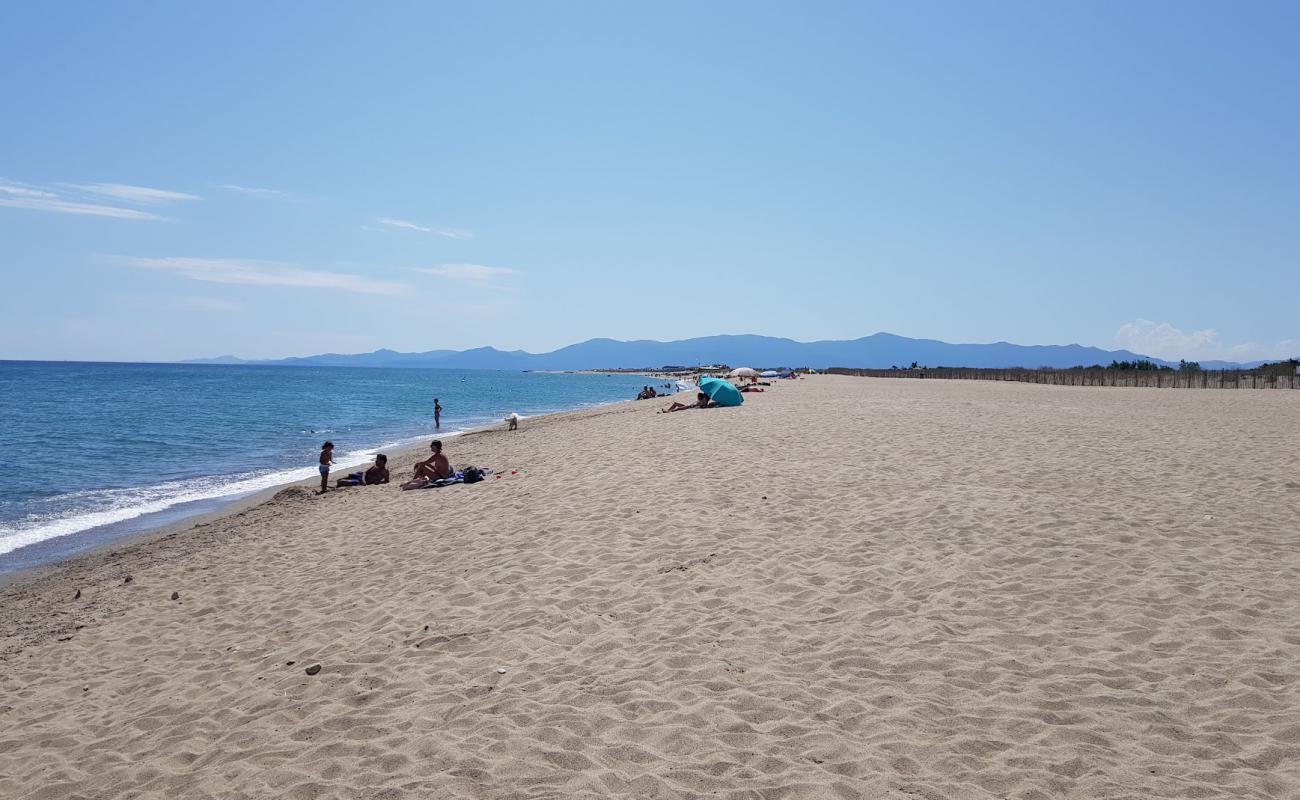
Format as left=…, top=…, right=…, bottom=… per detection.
left=434, top=398, right=442, bottom=429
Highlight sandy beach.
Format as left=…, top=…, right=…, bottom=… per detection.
left=3, top=375, right=1299, bottom=799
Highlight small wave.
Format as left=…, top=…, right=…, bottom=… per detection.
left=0, top=449, right=380, bottom=557
left=0, top=400, right=628, bottom=559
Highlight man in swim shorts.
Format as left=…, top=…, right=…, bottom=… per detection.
left=413, top=440, right=452, bottom=481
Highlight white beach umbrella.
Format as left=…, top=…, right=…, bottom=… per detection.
left=728, top=367, right=758, bottom=378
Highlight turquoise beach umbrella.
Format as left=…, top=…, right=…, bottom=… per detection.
left=698, top=375, right=743, bottom=407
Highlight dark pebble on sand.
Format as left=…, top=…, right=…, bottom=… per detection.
left=73, top=589, right=81, bottom=600
left=305, top=664, right=322, bottom=676
left=286, top=661, right=295, bottom=666
left=123, top=576, right=133, bottom=584
left=170, top=592, right=180, bottom=601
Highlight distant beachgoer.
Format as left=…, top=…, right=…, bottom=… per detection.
left=662, top=392, right=712, bottom=413
left=434, top=398, right=442, bottom=429
left=336, top=454, right=390, bottom=487
left=318, top=441, right=334, bottom=494
left=507, top=412, right=519, bottom=431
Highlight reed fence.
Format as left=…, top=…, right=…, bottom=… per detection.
left=826, top=367, right=1300, bottom=389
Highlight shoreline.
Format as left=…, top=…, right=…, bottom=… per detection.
left=0, top=392, right=659, bottom=655
left=0, top=394, right=662, bottom=591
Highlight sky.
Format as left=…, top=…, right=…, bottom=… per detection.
left=1, top=2, right=1297, bottom=363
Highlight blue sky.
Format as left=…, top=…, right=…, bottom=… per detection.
left=2, top=2, right=1297, bottom=363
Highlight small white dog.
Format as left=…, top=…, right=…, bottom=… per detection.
left=506, top=412, right=519, bottom=431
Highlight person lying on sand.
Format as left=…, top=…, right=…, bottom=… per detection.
left=402, top=440, right=453, bottom=489
left=661, top=392, right=713, bottom=413
left=336, top=453, right=390, bottom=487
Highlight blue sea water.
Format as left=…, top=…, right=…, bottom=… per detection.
left=0, top=362, right=665, bottom=573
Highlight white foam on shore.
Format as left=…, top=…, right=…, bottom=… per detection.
left=0, top=407, right=591, bottom=559
left=0, top=432, right=461, bottom=558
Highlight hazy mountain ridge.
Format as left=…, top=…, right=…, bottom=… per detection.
left=183, top=333, right=1271, bottom=370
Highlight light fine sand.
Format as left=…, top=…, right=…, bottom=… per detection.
left=3, top=375, right=1300, bottom=799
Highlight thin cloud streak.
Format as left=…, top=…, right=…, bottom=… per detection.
left=433, top=227, right=474, bottom=240
left=0, top=196, right=165, bottom=220
left=220, top=184, right=299, bottom=200
left=374, top=217, right=474, bottom=238
left=412, top=263, right=520, bottom=282
left=121, top=257, right=409, bottom=295
left=0, top=179, right=57, bottom=199
left=63, top=182, right=200, bottom=204
left=1, top=178, right=180, bottom=220
left=376, top=216, right=433, bottom=232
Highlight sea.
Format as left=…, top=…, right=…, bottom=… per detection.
left=0, top=362, right=668, bottom=575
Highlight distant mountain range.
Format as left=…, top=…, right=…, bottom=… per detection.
left=183, top=333, right=1270, bottom=371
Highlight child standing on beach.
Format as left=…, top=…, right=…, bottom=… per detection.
left=318, top=441, right=334, bottom=494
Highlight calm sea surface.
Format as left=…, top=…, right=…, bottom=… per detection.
left=0, top=362, right=665, bottom=573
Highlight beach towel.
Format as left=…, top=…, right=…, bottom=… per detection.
left=418, top=467, right=492, bottom=488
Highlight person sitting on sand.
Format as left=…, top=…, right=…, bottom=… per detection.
left=401, top=440, right=453, bottom=489
left=662, top=392, right=712, bottom=413
left=336, top=453, right=390, bottom=487
left=413, top=440, right=452, bottom=480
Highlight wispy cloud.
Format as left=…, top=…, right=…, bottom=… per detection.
left=374, top=217, right=474, bottom=239
left=0, top=178, right=183, bottom=220
left=0, top=179, right=57, bottom=199
left=433, top=227, right=474, bottom=240
left=1114, top=319, right=1300, bottom=363
left=376, top=216, right=432, bottom=232
left=120, top=257, right=409, bottom=295
left=219, top=184, right=300, bottom=200
left=412, top=263, right=520, bottom=283
left=62, top=182, right=200, bottom=204
left=0, top=194, right=164, bottom=221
